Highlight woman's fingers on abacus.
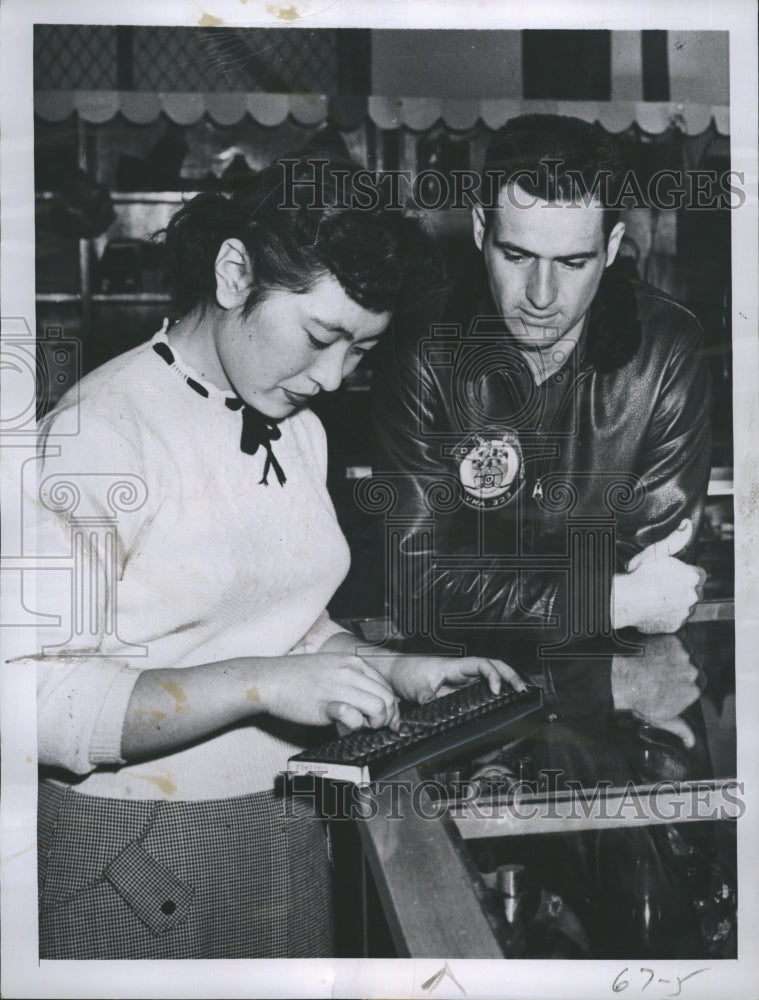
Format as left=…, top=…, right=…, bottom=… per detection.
left=349, top=667, right=398, bottom=719
left=386, top=700, right=401, bottom=732
left=488, top=659, right=527, bottom=692
left=326, top=701, right=365, bottom=731
left=364, top=692, right=400, bottom=730
left=471, top=658, right=503, bottom=695
left=341, top=684, right=399, bottom=730
left=466, top=657, right=524, bottom=695
left=351, top=659, right=401, bottom=727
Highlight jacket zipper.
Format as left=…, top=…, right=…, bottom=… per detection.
left=532, top=365, right=591, bottom=504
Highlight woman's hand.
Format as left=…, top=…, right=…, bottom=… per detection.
left=380, top=653, right=527, bottom=705
left=122, top=651, right=400, bottom=761
left=256, top=653, right=400, bottom=731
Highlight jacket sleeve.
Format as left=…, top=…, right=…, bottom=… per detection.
left=551, top=321, right=712, bottom=717
left=616, top=323, right=712, bottom=566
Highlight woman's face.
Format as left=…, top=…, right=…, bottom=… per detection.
left=214, top=273, right=391, bottom=418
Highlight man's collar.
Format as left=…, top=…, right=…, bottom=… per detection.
left=583, top=260, right=642, bottom=373
left=519, top=324, right=585, bottom=385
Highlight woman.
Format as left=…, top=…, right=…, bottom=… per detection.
left=31, top=157, right=523, bottom=959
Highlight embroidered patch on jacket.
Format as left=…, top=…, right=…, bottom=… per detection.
left=456, top=430, right=523, bottom=509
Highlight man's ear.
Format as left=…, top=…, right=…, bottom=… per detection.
left=472, top=203, right=486, bottom=252
left=215, top=238, right=252, bottom=309
left=605, top=221, right=626, bottom=268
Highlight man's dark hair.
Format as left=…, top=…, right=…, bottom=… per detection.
left=481, top=114, right=625, bottom=239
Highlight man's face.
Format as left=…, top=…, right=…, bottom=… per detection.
left=473, top=183, right=625, bottom=355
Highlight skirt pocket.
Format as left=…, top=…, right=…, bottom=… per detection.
left=38, top=785, right=195, bottom=958
left=104, top=840, right=195, bottom=936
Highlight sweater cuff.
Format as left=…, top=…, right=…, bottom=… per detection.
left=89, top=665, right=143, bottom=765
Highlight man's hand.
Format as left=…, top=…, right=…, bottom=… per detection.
left=611, top=634, right=701, bottom=746
left=611, top=519, right=705, bottom=633
left=380, top=654, right=526, bottom=705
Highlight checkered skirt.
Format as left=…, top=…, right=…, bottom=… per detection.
left=38, top=781, right=334, bottom=959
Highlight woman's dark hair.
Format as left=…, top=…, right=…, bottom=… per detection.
left=481, top=114, right=625, bottom=239
left=161, top=155, right=436, bottom=317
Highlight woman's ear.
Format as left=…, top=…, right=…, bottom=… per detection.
left=472, top=203, right=486, bottom=251
left=214, top=238, right=252, bottom=310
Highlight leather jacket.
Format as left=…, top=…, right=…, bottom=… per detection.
left=371, top=263, right=712, bottom=721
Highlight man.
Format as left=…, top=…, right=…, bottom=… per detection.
left=371, top=115, right=716, bottom=956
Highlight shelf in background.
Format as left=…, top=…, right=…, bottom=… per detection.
left=37, top=191, right=200, bottom=203
left=37, top=292, right=172, bottom=303
left=91, top=293, right=171, bottom=303
left=708, top=467, right=733, bottom=496
left=111, top=192, right=199, bottom=202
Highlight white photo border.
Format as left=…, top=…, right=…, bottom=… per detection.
left=1, top=1, right=757, bottom=997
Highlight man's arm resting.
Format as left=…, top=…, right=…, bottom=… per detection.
left=611, top=520, right=705, bottom=633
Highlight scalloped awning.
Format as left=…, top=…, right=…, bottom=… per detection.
left=34, top=91, right=730, bottom=136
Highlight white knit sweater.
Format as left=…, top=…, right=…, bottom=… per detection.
left=29, top=326, right=351, bottom=799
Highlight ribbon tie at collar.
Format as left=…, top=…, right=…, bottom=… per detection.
left=153, top=339, right=287, bottom=487
left=225, top=397, right=287, bottom=487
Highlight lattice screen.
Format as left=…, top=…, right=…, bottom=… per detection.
left=133, top=27, right=338, bottom=91
left=34, top=25, right=118, bottom=89
left=34, top=25, right=339, bottom=92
